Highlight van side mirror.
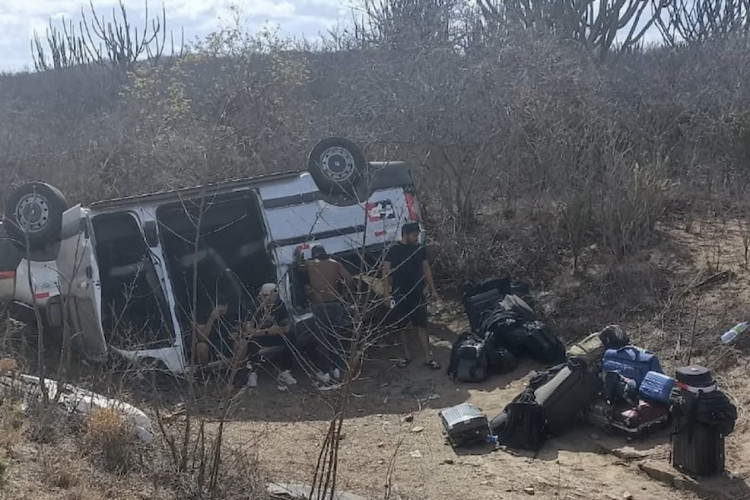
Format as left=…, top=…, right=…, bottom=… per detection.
left=144, top=221, right=159, bottom=247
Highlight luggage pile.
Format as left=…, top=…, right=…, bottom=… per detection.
left=440, top=276, right=738, bottom=478
left=447, top=278, right=565, bottom=383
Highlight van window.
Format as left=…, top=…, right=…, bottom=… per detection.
left=92, top=212, right=174, bottom=349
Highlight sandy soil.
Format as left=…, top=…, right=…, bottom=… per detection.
left=6, top=217, right=750, bottom=499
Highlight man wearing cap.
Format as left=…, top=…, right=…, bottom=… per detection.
left=294, top=245, right=354, bottom=382
left=383, top=222, right=441, bottom=370
left=234, top=283, right=297, bottom=388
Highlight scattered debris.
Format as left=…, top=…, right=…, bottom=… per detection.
left=411, top=426, right=424, bottom=433
left=0, top=373, right=154, bottom=442
left=268, top=482, right=368, bottom=500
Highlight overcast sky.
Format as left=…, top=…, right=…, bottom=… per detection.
left=0, top=1, right=666, bottom=73
left=0, top=0, right=348, bottom=72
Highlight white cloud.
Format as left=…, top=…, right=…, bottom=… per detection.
left=0, top=0, right=342, bottom=71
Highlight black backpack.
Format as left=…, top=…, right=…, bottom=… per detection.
left=522, top=321, right=566, bottom=364
left=484, top=329, right=519, bottom=375
left=498, top=388, right=547, bottom=451
left=447, top=332, right=489, bottom=383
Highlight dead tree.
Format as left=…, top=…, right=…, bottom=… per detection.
left=478, top=0, right=662, bottom=60
left=32, top=0, right=183, bottom=71
left=654, top=0, right=750, bottom=46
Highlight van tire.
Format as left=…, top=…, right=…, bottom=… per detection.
left=3, top=182, right=68, bottom=246
left=307, top=137, right=366, bottom=196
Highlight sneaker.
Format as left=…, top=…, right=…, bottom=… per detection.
left=277, top=370, right=297, bottom=386
left=246, top=371, right=258, bottom=388
left=315, top=371, right=331, bottom=384
left=330, top=368, right=341, bottom=381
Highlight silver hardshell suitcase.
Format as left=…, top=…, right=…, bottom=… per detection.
left=439, top=403, right=490, bottom=447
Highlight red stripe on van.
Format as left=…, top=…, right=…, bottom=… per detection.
left=0, top=271, right=15, bottom=280
left=375, top=230, right=386, bottom=237
left=34, top=292, right=50, bottom=300
left=405, top=193, right=420, bottom=221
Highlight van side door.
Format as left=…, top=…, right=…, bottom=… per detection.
left=55, top=206, right=107, bottom=362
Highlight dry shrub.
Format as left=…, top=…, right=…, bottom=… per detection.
left=84, top=407, right=139, bottom=474
left=157, top=419, right=268, bottom=500
left=63, top=486, right=105, bottom=500
left=45, top=459, right=81, bottom=490
left=0, top=358, right=18, bottom=373
left=0, top=399, right=25, bottom=453
left=25, top=402, right=68, bottom=445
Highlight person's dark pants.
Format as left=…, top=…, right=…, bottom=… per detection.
left=390, top=291, right=428, bottom=329
left=312, top=301, right=350, bottom=371
left=247, top=334, right=294, bottom=372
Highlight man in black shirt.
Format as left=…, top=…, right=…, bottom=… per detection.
left=233, top=283, right=297, bottom=388
left=383, top=222, right=441, bottom=370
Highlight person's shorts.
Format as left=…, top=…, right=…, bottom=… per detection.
left=391, top=292, right=427, bottom=329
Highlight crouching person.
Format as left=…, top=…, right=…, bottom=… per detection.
left=232, top=283, right=297, bottom=389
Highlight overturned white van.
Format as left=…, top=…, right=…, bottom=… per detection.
left=0, top=138, right=423, bottom=374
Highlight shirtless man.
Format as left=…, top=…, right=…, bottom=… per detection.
left=295, top=245, right=354, bottom=381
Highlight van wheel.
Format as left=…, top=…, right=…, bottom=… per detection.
left=307, top=137, right=366, bottom=196
left=3, top=182, right=68, bottom=246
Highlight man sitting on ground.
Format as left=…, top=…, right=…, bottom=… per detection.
left=232, top=283, right=297, bottom=388
left=294, top=245, right=354, bottom=382
left=383, top=222, right=441, bottom=370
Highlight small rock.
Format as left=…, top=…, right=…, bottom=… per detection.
left=590, top=433, right=600, bottom=440
left=377, top=442, right=385, bottom=448
left=480, top=481, right=489, bottom=486
left=380, top=382, right=390, bottom=388
left=404, top=414, right=414, bottom=423
left=411, top=426, right=424, bottom=433
left=442, top=459, right=454, bottom=465
left=409, top=450, right=422, bottom=458
left=382, top=396, right=390, bottom=404
left=376, top=414, right=383, bottom=418
left=641, top=486, right=647, bottom=491
left=524, top=487, right=535, bottom=496
left=623, top=494, right=633, bottom=500
left=378, top=459, right=385, bottom=465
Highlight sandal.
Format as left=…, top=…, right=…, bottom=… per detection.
left=424, top=359, right=441, bottom=370
left=395, top=358, right=411, bottom=369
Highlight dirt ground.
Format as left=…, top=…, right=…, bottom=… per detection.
left=210, top=218, right=750, bottom=500
left=5, top=217, right=750, bottom=499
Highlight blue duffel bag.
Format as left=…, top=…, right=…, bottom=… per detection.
left=603, top=346, right=663, bottom=388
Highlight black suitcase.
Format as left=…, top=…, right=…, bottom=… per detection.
left=672, top=416, right=725, bottom=477
left=533, top=358, right=602, bottom=435
left=439, top=403, right=490, bottom=448
left=490, top=363, right=569, bottom=436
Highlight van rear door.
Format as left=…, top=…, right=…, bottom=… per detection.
left=55, top=206, right=107, bottom=362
